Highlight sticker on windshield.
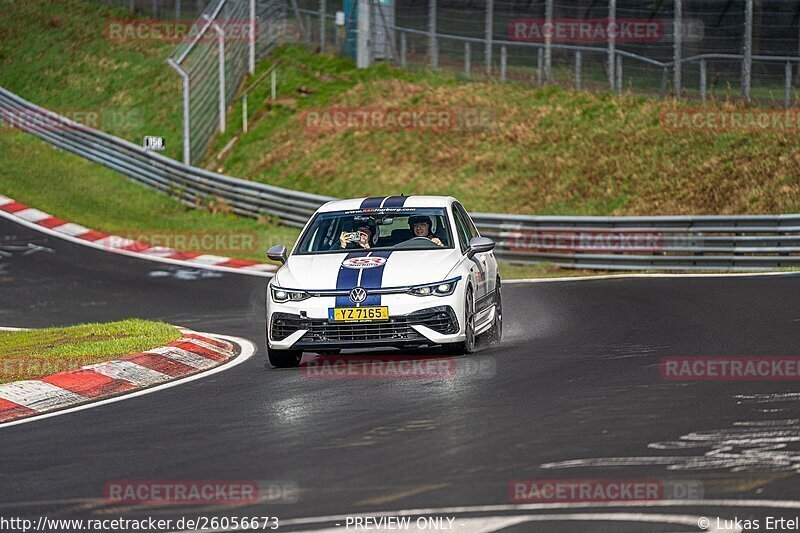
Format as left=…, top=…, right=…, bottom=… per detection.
left=342, top=257, right=387, bottom=269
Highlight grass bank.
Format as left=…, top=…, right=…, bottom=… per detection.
left=0, top=319, right=179, bottom=383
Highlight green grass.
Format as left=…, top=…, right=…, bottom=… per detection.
left=0, top=319, right=180, bottom=383
left=0, top=131, right=301, bottom=262
left=0, top=0, right=183, bottom=160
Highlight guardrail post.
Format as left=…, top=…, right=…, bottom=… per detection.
left=544, top=0, right=552, bottom=82
left=537, top=47, right=544, bottom=85
left=464, top=42, right=471, bottom=79
left=786, top=61, right=792, bottom=109
left=319, top=0, right=326, bottom=51
left=428, top=0, right=438, bottom=70
left=700, top=58, right=707, bottom=102
left=674, top=0, right=682, bottom=98
left=400, top=31, right=406, bottom=68
left=205, top=16, right=226, bottom=134
left=249, top=0, right=256, bottom=74
left=607, top=0, right=616, bottom=90
left=742, top=0, right=752, bottom=101
left=574, top=50, right=581, bottom=90
left=500, top=45, right=507, bottom=82
left=167, top=58, right=191, bottom=164
left=615, top=54, right=622, bottom=95
left=485, top=0, right=493, bottom=75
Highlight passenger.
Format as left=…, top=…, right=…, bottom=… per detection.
left=338, top=221, right=375, bottom=250
left=408, top=215, right=443, bottom=246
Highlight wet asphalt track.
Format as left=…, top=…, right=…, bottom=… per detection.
left=2, top=216, right=800, bottom=532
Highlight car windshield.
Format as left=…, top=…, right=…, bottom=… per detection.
left=295, top=208, right=453, bottom=254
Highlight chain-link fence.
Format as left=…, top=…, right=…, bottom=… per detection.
left=92, top=0, right=286, bottom=164
left=293, top=0, right=800, bottom=107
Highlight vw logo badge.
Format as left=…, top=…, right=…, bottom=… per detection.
left=349, top=287, right=367, bottom=304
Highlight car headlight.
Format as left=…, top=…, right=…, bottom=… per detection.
left=270, top=286, right=311, bottom=303
left=407, top=277, right=460, bottom=297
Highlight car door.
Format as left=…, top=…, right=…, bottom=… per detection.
left=452, top=203, right=490, bottom=306
left=460, top=204, right=498, bottom=296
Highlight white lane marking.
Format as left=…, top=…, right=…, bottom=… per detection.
left=505, top=271, right=800, bottom=284
left=15, top=208, right=51, bottom=223
left=139, top=246, right=179, bottom=257
left=0, top=334, right=255, bottom=429
left=183, top=337, right=233, bottom=355
left=291, top=513, right=731, bottom=533
left=0, top=208, right=276, bottom=278
left=53, top=222, right=91, bottom=236
left=186, top=254, right=234, bottom=266
left=240, top=263, right=277, bottom=272
left=0, top=326, right=28, bottom=331
left=0, top=380, right=86, bottom=411
left=95, top=236, right=138, bottom=249
left=87, top=360, right=171, bottom=387
left=147, top=346, right=217, bottom=370
left=175, top=500, right=800, bottom=532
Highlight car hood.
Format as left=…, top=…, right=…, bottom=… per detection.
left=274, top=249, right=462, bottom=290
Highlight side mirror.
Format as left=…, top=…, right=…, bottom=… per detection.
left=267, top=244, right=288, bottom=264
left=467, top=236, right=495, bottom=258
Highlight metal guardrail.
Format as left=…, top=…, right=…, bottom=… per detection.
left=2, top=86, right=800, bottom=271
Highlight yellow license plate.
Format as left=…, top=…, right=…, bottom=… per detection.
left=330, top=306, right=389, bottom=322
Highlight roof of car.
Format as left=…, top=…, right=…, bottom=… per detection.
left=317, top=195, right=455, bottom=213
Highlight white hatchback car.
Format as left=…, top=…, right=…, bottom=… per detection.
left=265, top=195, right=502, bottom=367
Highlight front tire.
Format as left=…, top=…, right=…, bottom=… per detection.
left=446, top=288, right=477, bottom=355
left=267, top=346, right=303, bottom=368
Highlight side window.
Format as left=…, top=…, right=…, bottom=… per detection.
left=451, top=207, right=471, bottom=253
left=454, top=203, right=479, bottom=240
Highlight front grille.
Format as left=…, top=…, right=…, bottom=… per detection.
left=270, top=306, right=458, bottom=344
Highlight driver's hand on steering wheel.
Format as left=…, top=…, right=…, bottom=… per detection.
left=431, top=237, right=443, bottom=246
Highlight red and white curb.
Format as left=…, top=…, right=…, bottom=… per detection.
left=0, top=327, right=241, bottom=425
left=0, top=194, right=277, bottom=277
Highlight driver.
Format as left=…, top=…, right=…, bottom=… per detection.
left=338, top=220, right=375, bottom=250
left=408, top=215, right=443, bottom=247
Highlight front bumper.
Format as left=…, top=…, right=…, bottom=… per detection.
left=267, top=302, right=463, bottom=351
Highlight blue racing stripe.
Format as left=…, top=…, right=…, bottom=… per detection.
left=335, top=251, right=369, bottom=307
left=360, top=196, right=386, bottom=209
left=382, top=195, right=408, bottom=208
left=359, top=251, right=392, bottom=306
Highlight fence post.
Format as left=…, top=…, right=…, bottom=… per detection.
left=607, top=0, right=616, bottom=90
left=699, top=58, right=706, bottom=102
left=500, top=45, right=507, bottom=82
left=206, top=16, right=226, bottom=134
left=356, top=0, right=371, bottom=68
left=786, top=61, right=792, bottom=109
left=242, top=93, right=248, bottom=133
left=152, top=0, right=158, bottom=17
left=674, top=0, right=682, bottom=98
left=575, top=50, right=581, bottom=90
left=305, top=14, right=313, bottom=48
left=537, top=47, right=544, bottom=85
left=660, top=66, right=668, bottom=98
left=400, top=31, right=406, bottom=68
left=166, top=58, right=191, bottom=165
left=249, top=0, right=256, bottom=74
left=176, top=0, right=181, bottom=20
left=485, top=0, right=493, bottom=75
left=319, top=0, right=326, bottom=51
left=742, top=0, right=752, bottom=101
left=544, top=0, right=553, bottom=82
left=429, top=0, right=438, bottom=70
left=465, top=42, right=471, bottom=79
left=271, top=68, right=277, bottom=100
left=615, top=54, right=622, bottom=95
